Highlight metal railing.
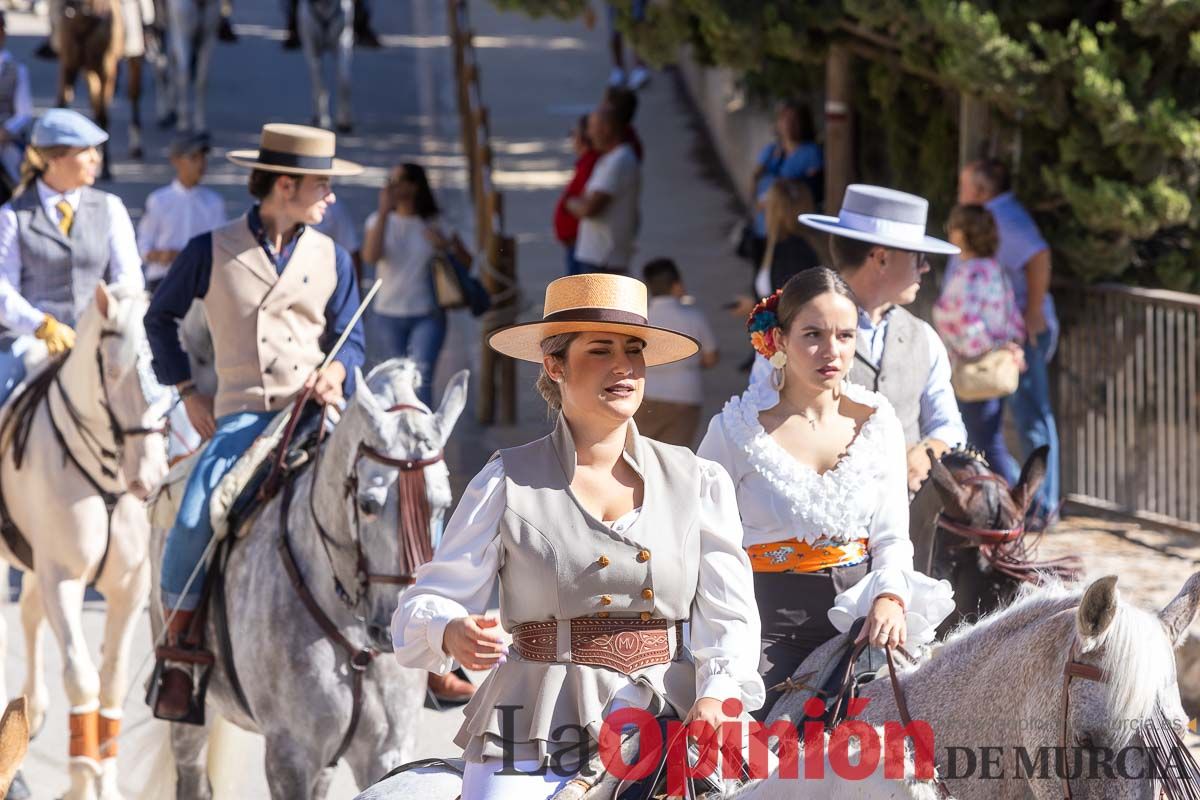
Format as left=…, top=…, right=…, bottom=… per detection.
left=1055, top=284, right=1200, bottom=532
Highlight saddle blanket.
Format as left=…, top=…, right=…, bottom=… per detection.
left=148, top=404, right=338, bottom=540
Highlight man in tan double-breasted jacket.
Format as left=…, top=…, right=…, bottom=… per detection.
left=144, top=123, right=365, bottom=720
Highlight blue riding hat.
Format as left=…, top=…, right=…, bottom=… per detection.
left=30, top=109, right=108, bottom=149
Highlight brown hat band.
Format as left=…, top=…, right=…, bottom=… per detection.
left=541, top=308, right=647, bottom=326
left=257, top=147, right=334, bottom=171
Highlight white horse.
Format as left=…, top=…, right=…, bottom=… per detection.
left=0, top=283, right=170, bottom=800
left=166, top=0, right=220, bottom=133
left=153, top=360, right=466, bottom=798
left=298, top=0, right=354, bottom=132
left=365, top=572, right=1200, bottom=800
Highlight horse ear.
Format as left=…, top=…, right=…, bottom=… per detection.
left=95, top=281, right=114, bottom=320
left=353, top=367, right=383, bottom=418
left=434, top=370, right=469, bottom=446
left=1011, top=445, right=1049, bottom=512
left=1076, top=575, right=1119, bottom=653
left=1159, top=572, right=1200, bottom=647
left=927, top=448, right=970, bottom=514
left=0, top=696, right=28, bottom=797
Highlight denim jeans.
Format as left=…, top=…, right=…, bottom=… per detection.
left=368, top=310, right=447, bottom=406
left=160, top=410, right=276, bottom=611
left=564, top=242, right=585, bottom=276
left=0, top=334, right=30, bottom=409
left=1009, top=334, right=1060, bottom=517
left=959, top=397, right=1020, bottom=487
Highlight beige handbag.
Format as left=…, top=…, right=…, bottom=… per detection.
left=429, top=253, right=468, bottom=310
left=952, top=347, right=1021, bottom=402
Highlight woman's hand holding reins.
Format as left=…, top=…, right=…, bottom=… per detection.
left=443, top=614, right=507, bottom=671
left=857, top=593, right=907, bottom=649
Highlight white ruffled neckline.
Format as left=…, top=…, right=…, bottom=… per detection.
left=721, top=380, right=897, bottom=543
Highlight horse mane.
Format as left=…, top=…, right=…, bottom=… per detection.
left=938, top=577, right=1175, bottom=746
left=364, top=358, right=423, bottom=407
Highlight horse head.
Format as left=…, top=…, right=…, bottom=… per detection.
left=1022, top=573, right=1198, bottom=799
left=927, top=445, right=1049, bottom=534
left=70, top=282, right=170, bottom=500
left=316, top=359, right=468, bottom=651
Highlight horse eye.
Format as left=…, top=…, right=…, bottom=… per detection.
left=1074, top=733, right=1097, bottom=750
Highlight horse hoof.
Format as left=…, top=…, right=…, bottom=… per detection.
left=157, top=111, right=177, bottom=129
left=130, top=147, right=143, bottom=160
left=336, top=122, right=353, bottom=134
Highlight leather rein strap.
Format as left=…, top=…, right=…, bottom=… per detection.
left=278, top=475, right=374, bottom=768
left=935, top=473, right=1024, bottom=544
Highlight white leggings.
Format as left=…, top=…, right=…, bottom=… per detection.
left=460, top=759, right=575, bottom=800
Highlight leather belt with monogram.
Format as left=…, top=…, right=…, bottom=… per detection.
left=511, top=617, right=685, bottom=674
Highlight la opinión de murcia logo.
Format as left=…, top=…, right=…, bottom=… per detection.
left=492, top=702, right=1197, bottom=794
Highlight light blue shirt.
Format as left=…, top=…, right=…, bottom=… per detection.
left=753, top=141, right=823, bottom=236
left=858, top=308, right=966, bottom=448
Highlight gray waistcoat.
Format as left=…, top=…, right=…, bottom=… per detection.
left=456, top=416, right=702, bottom=764
left=848, top=306, right=930, bottom=445
left=11, top=186, right=112, bottom=327
left=0, top=60, right=17, bottom=124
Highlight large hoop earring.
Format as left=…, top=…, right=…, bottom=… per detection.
left=770, top=366, right=786, bottom=392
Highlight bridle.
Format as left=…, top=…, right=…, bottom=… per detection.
left=307, top=402, right=444, bottom=610
left=1060, top=640, right=1109, bottom=800
left=49, top=331, right=167, bottom=488
left=936, top=472, right=1024, bottom=544
left=934, top=467, right=1080, bottom=583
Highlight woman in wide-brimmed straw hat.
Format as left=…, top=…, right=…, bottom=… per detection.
left=393, top=273, right=765, bottom=798
left=144, top=122, right=367, bottom=721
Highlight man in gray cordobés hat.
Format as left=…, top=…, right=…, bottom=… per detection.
left=800, top=184, right=967, bottom=493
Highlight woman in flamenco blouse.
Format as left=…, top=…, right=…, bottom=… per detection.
left=698, top=267, right=955, bottom=717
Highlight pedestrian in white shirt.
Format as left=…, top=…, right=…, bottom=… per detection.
left=0, top=109, right=143, bottom=405
left=138, top=133, right=226, bottom=291
left=0, top=14, right=31, bottom=189
left=567, top=106, right=640, bottom=274
left=634, top=258, right=718, bottom=447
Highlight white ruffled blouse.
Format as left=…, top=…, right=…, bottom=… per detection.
left=697, top=380, right=954, bottom=645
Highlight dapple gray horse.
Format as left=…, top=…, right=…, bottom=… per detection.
left=152, top=359, right=466, bottom=798
left=0, top=283, right=170, bottom=800
left=366, top=572, right=1200, bottom=800
left=298, top=0, right=355, bottom=132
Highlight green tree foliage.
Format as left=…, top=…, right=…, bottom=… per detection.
left=496, top=0, right=1200, bottom=289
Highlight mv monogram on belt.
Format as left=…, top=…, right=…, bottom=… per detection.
left=512, top=617, right=685, bottom=674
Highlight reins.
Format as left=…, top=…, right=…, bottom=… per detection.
left=934, top=471, right=1082, bottom=583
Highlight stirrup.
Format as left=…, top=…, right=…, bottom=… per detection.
left=146, top=647, right=215, bottom=726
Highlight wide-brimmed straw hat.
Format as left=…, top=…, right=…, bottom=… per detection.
left=488, top=274, right=700, bottom=366
left=227, top=123, right=362, bottom=176
left=799, top=184, right=960, bottom=255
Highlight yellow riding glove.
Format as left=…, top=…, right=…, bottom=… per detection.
left=35, top=313, right=76, bottom=355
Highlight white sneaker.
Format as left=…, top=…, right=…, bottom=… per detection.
left=608, top=67, right=627, bottom=87
left=628, top=66, right=650, bottom=90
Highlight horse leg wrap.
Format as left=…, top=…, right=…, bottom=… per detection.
left=68, top=703, right=100, bottom=762
left=99, top=707, right=121, bottom=760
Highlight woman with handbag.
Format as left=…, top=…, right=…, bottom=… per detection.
left=933, top=204, right=1026, bottom=485
left=362, top=162, right=468, bottom=405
